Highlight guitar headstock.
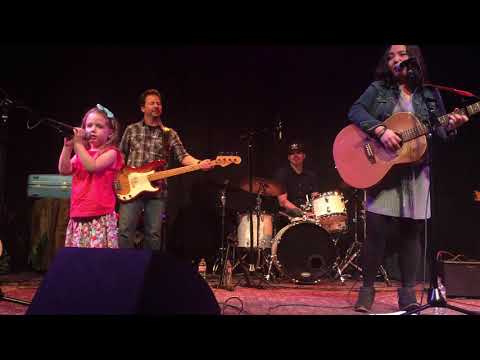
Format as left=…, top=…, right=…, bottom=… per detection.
left=214, top=153, right=242, bottom=167
left=474, top=191, right=480, bottom=203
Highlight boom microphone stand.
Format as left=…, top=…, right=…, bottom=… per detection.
left=213, top=180, right=232, bottom=289
left=404, top=86, right=479, bottom=315
left=235, top=130, right=272, bottom=288
left=0, top=90, right=31, bottom=307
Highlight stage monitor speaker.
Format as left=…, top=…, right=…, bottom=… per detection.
left=26, top=248, right=220, bottom=315
left=440, top=260, right=480, bottom=298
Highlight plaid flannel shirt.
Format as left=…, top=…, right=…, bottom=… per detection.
left=119, top=120, right=190, bottom=197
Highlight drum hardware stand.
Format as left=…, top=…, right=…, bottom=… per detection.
left=303, top=194, right=312, bottom=213
left=253, top=186, right=271, bottom=271
left=240, top=185, right=273, bottom=288
left=333, top=241, right=361, bottom=283
left=332, top=190, right=391, bottom=286
left=265, top=253, right=285, bottom=282
left=230, top=249, right=272, bottom=289
left=265, top=256, right=276, bottom=281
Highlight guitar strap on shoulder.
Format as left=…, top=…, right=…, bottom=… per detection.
left=162, top=126, right=171, bottom=164
left=421, top=86, right=445, bottom=129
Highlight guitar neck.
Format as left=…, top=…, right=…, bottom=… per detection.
left=148, top=163, right=204, bottom=182
left=437, top=101, right=480, bottom=127
left=400, top=100, right=480, bottom=143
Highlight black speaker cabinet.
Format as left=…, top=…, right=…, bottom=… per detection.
left=26, top=248, right=220, bottom=315
left=440, top=260, right=480, bottom=298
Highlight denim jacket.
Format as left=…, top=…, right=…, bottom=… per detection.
left=348, top=80, right=452, bottom=140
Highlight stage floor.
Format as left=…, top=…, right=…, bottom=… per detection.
left=1, top=272, right=479, bottom=315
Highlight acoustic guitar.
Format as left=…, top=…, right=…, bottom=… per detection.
left=115, top=155, right=242, bottom=202
left=333, top=101, right=480, bottom=189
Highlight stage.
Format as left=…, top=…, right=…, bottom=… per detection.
left=1, top=272, right=479, bottom=315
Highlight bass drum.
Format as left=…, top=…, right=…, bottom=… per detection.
left=271, top=221, right=336, bottom=284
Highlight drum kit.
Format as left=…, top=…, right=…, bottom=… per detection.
left=212, top=176, right=390, bottom=288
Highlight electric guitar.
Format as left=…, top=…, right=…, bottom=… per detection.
left=333, top=101, right=480, bottom=189
left=115, top=155, right=242, bottom=202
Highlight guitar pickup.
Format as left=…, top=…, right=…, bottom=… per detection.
left=364, top=143, right=376, bottom=164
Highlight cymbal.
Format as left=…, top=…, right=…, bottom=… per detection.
left=235, top=177, right=285, bottom=197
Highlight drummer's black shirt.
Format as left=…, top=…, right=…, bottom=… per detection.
left=274, top=165, right=320, bottom=207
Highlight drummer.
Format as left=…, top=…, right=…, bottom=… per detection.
left=274, top=142, right=321, bottom=220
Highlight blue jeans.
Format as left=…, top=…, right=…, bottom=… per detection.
left=118, top=196, right=167, bottom=250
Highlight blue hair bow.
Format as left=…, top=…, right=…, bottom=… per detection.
left=96, top=104, right=115, bottom=119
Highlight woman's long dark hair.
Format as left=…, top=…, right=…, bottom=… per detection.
left=374, top=45, right=428, bottom=87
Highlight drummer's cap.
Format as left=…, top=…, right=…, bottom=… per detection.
left=288, top=142, right=305, bottom=154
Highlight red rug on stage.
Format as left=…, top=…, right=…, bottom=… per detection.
left=1, top=272, right=479, bottom=315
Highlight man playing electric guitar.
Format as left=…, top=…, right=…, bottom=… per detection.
left=118, top=89, right=215, bottom=251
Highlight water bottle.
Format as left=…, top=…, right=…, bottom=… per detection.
left=225, top=260, right=234, bottom=291
left=198, top=258, right=207, bottom=280
left=434, top=276, right=447, bottom=315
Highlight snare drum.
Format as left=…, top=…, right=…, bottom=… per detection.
left=312, top=191, right=348, bottom=233
left=271, top=221, right=336, bottom=284
left=237, top=212, right=273, bottom=249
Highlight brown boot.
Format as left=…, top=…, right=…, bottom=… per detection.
left=354, top=287, right=375, bottom=313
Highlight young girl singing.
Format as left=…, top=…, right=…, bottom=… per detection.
left=58, top=104, right=124, bottom=248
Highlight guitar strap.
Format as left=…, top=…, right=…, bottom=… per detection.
left=162, top=126, right=171, bottom=165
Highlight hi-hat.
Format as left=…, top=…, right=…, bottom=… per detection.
left=235, top=177, right=285, bottom=197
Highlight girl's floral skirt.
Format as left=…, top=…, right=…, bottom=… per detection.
left=65, top=212, right=118, bottom=248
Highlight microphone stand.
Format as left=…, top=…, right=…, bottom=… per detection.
left=41, top=117, right=77, bottom=138
left=235, top=129, right=272, bottom=289
left=248, top=133, right=255, bottom=273
left=424, top=83, right=480, bottom=100
left=0, top=94, right=32, bottom=307
left=403, top=88, right=479, bottom=315
left=215, top=181, right=233, bottom=290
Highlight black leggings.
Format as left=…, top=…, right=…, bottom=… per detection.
left=362, top=212, right=423, bottom=288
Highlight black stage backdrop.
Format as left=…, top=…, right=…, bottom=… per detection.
left=1, top=44, right=479, bottom=270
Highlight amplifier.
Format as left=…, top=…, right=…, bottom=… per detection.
left=440, top=260, right=480, bottom=298
left=27, top=174, right=72, bottom=199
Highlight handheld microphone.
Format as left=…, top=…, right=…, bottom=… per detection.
left=43, top=118, right=91, bottom=140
